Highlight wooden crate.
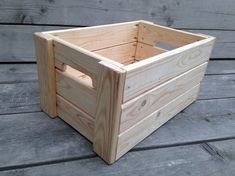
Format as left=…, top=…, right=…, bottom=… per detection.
left=34, top=20, right=215, bottom=164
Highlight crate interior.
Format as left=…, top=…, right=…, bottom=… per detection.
left=51, top=22, right=205, bottom=66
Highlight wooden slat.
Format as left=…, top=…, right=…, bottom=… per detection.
left=93, top=61, right=126, bottom=164
left=94, top=42, right=136, bottom=64
left=56, top=69, right=97, bottom=117
left=123, top=37, right=215, bottom=102
left=53, top=39, right=101, bottom=82
left=0, top=64, right=37, bottom=83
left=117, top=84, right=200, bottom=159
left=57, top=95, right=94, bottom=142
left=120, top=62, right=207, bottom=133
left=1, top=1, right=235, bottom=30
left=50, top=22, right=138, bottom=51
left=135, top=42, right=167, bottom=60
left=34, top=33, right=57, bottom=117
left=138, top=22, right=205, bottom=47
left=3, top=139, right=235, bottom=175
left=0, top=82, right=40, bottom=115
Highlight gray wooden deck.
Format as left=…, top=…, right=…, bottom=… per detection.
left=0, top=0, right=235, bottom=175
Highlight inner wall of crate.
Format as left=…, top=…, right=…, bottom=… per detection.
left=51, top=23, right=205, bottom=66
left=50, top=26, right=174, bottom=65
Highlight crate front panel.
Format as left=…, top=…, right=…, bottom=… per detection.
left=123, top=38, right=215, bottom=102
left=116, top=84, right=201, bottom=159
left=119, top=62, right=207, bottom=134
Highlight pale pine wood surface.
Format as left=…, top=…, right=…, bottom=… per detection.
left=120, top=63, right=207, bottom=133
left=34, top=33, right=57, bottom=117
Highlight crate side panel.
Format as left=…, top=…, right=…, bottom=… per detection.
left=120, top=62, right=207, bottom=133
left=52, top=22, right=138, bottom=51
left=123, top=38, right=214, bottom=102
left=117, top=84, right=200, bottom=159
left=56, top=69, right=97, bottom=117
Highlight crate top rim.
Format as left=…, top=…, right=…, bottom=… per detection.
left=40, top=20, right=215, bottom=72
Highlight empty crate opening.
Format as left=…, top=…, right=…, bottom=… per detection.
left=51, top=21, right=205, bottom=66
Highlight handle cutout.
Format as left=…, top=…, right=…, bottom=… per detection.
left=155, top=42, right=176, bottom=51
left=63, top=65, right=94, bottom=89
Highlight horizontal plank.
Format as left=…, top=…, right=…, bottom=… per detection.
left=120, top=63, right=207, bottom=133
left=0, top=112, right=94, bottom=168
left=54, top=40, right=102, bottom=81
left=2, top=139, right=235, bottom=175
left=117, top=84, right=200, bottom=159
left=206, top=60, right=235, bottom=75
left=0, top=82, right=40, bottom=115
left=0, top=0, right=235, bottom=29
left=57, top=95, right=94, bottom=142
left=56, top=69, right=97, bottom=117
left=51, top=22, right=138, bottom=51
left=188, top=29, right=235, bottom=59
left=124, top=38, right=214, bottom=102
left=0, top=64, right=37, bottom=83
left=0, top=25, right=234, bottom=62
left=199, top=74, right=235, bottom=100
left=94, top=42, right=136, bottom=64
left=138, top=22, right=204, bottom=47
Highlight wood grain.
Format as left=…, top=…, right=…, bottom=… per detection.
left=34, top=33, right=57, bottom=117
left=56, top=69, right=97, bottom=117
left=93, top=61, right=126, bottom=164
left=51, top=22, right=138, bottom=51
left=0, top=0, right=234, bottom=29
left=117, top=84, right=200, bottom=159
left=2, top=139, right=235, bottom=176
left=120, top=63, right=207, bottom=133
left=94, top=42, right=136, bottom=64
left=123, top=37, right=215, bottom=102
left=138, top=22, right=204, bottom=47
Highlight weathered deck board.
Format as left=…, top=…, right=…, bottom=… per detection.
left=0, top=61, right=234, bottom=115
left=0, top=82, right=40, bottom=115
left=0, top=98, right=234, bottom=169
left=0, top=25, right=235, bottom=61
left=1, top=139, right=235, bottom=176
left=0, top=0, right=234, bottom=29
left=206, top=60, right=235, bottom=75
left=0, top=64, right=37, bottom=83
left=0, top=112, right=93, bottom=169
left=0, top=25, right=68, bottom=62
left=199, top=75, right=235, bottom=100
